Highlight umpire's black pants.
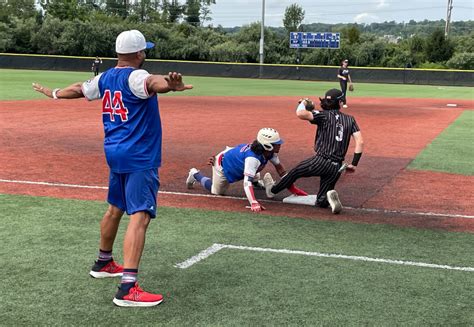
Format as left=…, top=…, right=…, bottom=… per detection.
left=271, top=155, right=343, bottom=207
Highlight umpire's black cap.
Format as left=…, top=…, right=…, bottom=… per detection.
left=325, top=89, right=344, bottom=100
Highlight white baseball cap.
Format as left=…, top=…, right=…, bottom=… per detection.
left=115, top=30, right=155, bottom=54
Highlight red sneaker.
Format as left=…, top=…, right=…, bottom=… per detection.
left=89, top=260, right=124, bottom=278
left=113, top=283, right=164, bottom=307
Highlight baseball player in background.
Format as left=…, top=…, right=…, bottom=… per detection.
left=264, top=89, right=364, bottom=214
left=337, top=59, right=353, bottom=108
left=91, top=56, right=103, bottom=76
left=32, top=30, right=193, bottom=307
left=186, top=128, right=308, bottom=212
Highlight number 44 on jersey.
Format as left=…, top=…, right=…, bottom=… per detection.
left=102, top=90, right=129, bottom=122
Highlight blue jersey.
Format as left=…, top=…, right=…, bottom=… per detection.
left=92, top=67, right=162, bottom=173
left=222, top=144, right=268, bottom=183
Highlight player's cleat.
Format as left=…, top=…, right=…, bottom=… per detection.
left=186, top=168, right=199, bottom=189
left=342, top=104, right=348, bottom=109
left=327, top=190, right=342, bottom=214
left=89, top=260, right=124, bottom=278
left=263, top=173, right=275, bottom=198
left=113, top=283, right=164, bottom=307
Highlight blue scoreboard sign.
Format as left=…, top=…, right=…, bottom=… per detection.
left=290, top=32, right=340, bottom=49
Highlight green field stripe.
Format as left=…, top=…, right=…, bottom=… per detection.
left=409, top=110, right=474, bottom=175
left=1, top=68, right=473, bottom=100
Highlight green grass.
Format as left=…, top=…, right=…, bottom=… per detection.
left=1, top=193, right=473, bottom=326
left=0, top=69, right=93, bottom=101
left=409, top=110, right=474, bottom=175
left=1, top=68, right=473, bottom=100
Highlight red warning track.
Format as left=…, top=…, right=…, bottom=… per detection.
left=0, top=96, right=473, bottom=232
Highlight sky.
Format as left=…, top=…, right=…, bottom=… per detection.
left=207, top=0, right=474, bottom=27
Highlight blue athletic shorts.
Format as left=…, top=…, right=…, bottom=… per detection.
left=107, top=168, right=160, bottom=218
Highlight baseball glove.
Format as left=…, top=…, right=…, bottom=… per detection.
left=298, top=98, right=315, bottom=111
left=348, top=84, right=354, bottom=92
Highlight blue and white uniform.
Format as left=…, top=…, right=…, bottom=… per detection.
left=223, top=144, right=268, bottom=182
left=211, top=144, right=280, bottom=199
left=82, top=67, right=161, bottom=218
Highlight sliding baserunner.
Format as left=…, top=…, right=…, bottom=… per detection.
left=186, top=128, right=307, bottom=212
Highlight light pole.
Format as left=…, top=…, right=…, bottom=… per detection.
left=259, top=0, right=265, bottom=77
left=445, top=0, right=453, bottom=37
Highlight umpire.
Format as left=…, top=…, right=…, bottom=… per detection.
left=264, top=88, right=364, bottom=214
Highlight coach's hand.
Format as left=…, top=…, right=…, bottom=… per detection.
left=32, top=83, right=51, bottom=97
left=250, top=202, right=266, bottom=212
left=165, top=72, right=193, bottom=92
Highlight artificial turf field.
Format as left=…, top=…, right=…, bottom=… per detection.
left=0, top=69, right=473, bottom=325
left=1, top=194, right=473, bottom=325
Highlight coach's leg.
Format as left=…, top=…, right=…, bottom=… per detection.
left=123, top=211, right=150, bottom=269
left=100, top=205, right=124, bottom=251
left=89, top=205, right=124, bottom=278
left=113, top=211, right=163, bottom=307
left=113, top=169, right=163, bottom=307
left=89, top=170, right=126, bottom=278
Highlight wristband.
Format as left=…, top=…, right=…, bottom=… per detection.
left=52, top=88, right=60, bottom=99
left=351, top=152, right=362, bottom=166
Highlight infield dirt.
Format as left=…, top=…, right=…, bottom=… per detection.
left=0, top=96, right=473, bottom=232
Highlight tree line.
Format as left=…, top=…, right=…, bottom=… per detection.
left=0, top=0, right=472, bottom=70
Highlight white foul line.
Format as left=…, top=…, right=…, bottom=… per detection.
left=0, top=178, right=473, bottom=219
left=174, top=243, right=226, bottom=269
left=175, top=243, right=474, bottom=272
left=0, top=179, right=107, bottom=189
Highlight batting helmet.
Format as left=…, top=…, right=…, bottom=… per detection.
left=257, top=128, right=284, bottom=151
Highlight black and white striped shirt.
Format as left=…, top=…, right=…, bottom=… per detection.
left=310, top=109, right=360, bottom=162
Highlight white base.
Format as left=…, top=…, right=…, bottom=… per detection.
left=282, top=194, right=317, bottom=206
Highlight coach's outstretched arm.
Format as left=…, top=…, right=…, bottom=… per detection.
left=33, top=71, right=192, bottom=100
left=32, top=82, right=84, bottom=99
left=147, top=72, right=193, bottom=94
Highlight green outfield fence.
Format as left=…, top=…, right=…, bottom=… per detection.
left=1, top=53, right=473, bottom=86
